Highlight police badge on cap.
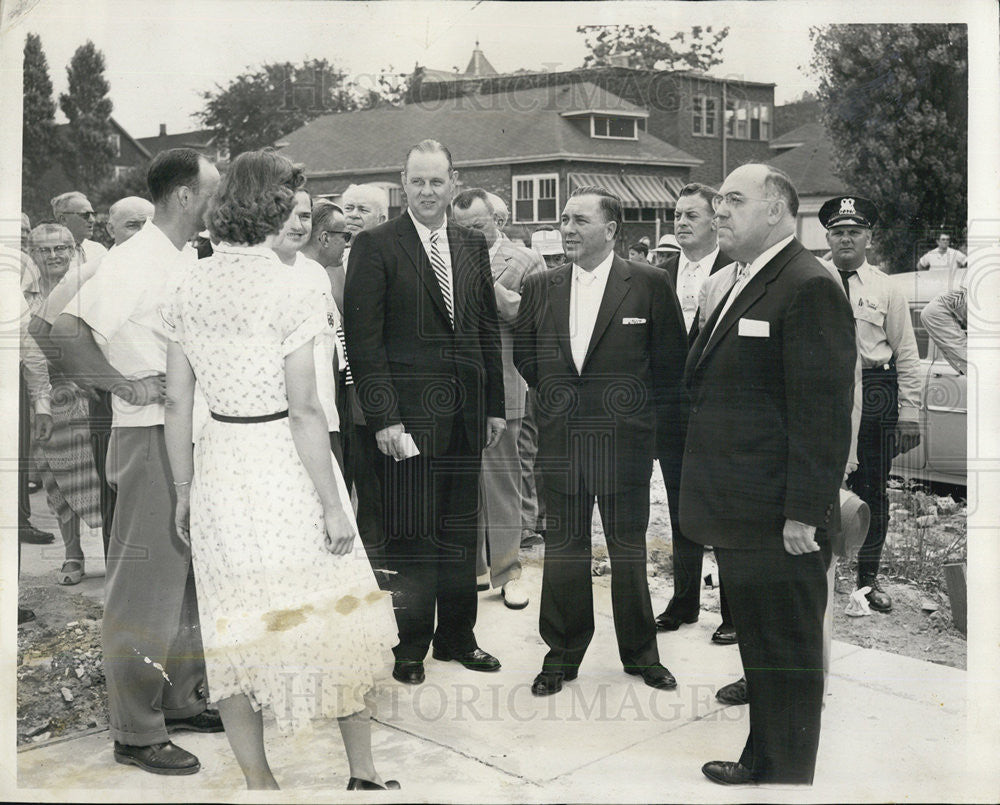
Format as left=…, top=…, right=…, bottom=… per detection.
left=819, top=195, right=879, bottom=229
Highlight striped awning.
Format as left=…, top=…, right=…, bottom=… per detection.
left=569, top=172, right=686, bottom=209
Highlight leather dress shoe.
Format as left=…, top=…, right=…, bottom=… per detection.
left=347, top=776, right=401, bottom=790
left=392, top=660, right=425, bottom=685
left=624, top=663, right=677, bottom=690
left=431, top=646, right=501, bottom=672
left=18, top=607, right=36, bottom=625
left=702, top=760, right=756, bottom=785
left=711, top=623, right=738, bottom=645
left=859, top=575, right=892, bottom=612
left=113, top=740, right=200, bottom=775
left=165, top=709, right=224, bottom=733
left=715, top=676, right=748, bottom=705
left=655, top=610, right=698, bottom=631
left=19, top=523, right=55, bottom=544
left=531, top=669, right=577, bottom=696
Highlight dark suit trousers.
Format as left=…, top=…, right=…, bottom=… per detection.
left=90, top=388, right=116, bottom=558
left=540, top=479, right=660, bottom=675
left=376, top=419, right=481, bottom=661
left=657, top=456, right=732, bottom=626
left=716, top=542, right=831, bottom=784
left=343, top=385, right=387, bottom=575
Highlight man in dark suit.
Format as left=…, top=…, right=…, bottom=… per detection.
left=654, top=182, right=737, bottom=645
left=680, top=164, right=856, bottom=785
left=343, top=139, right=506, bottom=686
left=513, top=186, right=688, bottom=696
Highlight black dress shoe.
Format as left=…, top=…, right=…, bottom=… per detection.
left=859, top=575, right=892, bottom=612
left=702, top=760, right=756, bottom=785
left=17, top=607, right=36, bottom=625
left=530, top=669, right=577, bottom=696
left=711, top=623, right=738, bottom=645
left=715, top=676, right=748, bottom=705
left=431, top=646, right=501, bottom=672
left=347, top=777, right=401, bottom=790
left=655, top=611, right=698, bottom=631
left=18, top=523, right=55, bottom=544
left=113, top=740, right=200, bottom=775
left=165, top=709, right=224, bottom=733
left=392, top=660, right=425, bottom=685
left=624, top=663, right=677, bottom=690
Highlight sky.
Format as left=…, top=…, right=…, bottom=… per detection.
left=4, top=0, right=979, bottom=139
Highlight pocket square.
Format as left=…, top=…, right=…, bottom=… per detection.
left=622, top=317, right=647, bottom=325
left=738, top=318, right=769, bottom=337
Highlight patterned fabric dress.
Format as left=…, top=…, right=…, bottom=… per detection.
left=164, top=242, right=395, bottom=733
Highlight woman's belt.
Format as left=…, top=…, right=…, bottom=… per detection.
left=210, top=409, right=289, bottom=424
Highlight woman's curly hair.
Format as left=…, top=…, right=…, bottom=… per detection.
left=206, top=149, right=306, bottom=245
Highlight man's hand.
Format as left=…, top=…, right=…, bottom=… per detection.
left=484, top=416, right=506, bottom=450
left=843, top=460, right=857, bottom=486
left=32, top=412, right=53, bottom=442
left=894, top=419, right=921, bottom=457
left=114, top=374, right=166, bottom=406
left=375, top=423, right=407, bottom=460
left=783, top=518, right=820, bottom=555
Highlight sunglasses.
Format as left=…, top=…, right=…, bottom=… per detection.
left=325, top=230, right=352, bottom=244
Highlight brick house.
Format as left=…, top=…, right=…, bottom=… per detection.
left=278, top=81, right=702, bottom=246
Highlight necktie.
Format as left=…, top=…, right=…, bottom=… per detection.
left=734, top=262, right=750, bottom=284
left=839, top=269, right=856, bottom=300
left=428, top=230, right=454, bottom=326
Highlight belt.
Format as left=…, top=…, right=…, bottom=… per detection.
left=862, top=362, right=896, bottom=374
left=210, top=409, right=289, bottom=424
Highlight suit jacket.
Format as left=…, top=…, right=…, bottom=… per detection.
left=491, top=237, right=544, bottom=419
left=679, top=238, right=856, bottom=548
left=343, top=213, right=505, bottom=457
left=661, top=247, right=732, bottom=343
left=513, top=254, right=688, bottom=495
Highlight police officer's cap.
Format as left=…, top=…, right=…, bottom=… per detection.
left=819, top=195, right=879, bottom=229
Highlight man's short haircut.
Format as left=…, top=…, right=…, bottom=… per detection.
left=147, top=148, right=206, bottom=204
left=50, top=191, right=91, bottom=216
left=403, top=138, right=453, bottom=173
left=629, top=242, right=649, bottom=257
left=937, top=231, right=951, bottom=239
left=206, top=149, right=306, bottom=246
left=28, top=222, right=74, bottom=246
left=760, top=165, right=799, bottom=218
left=310, top=199, right=343, bottom=237
left=677, top=182, right=717, bottom=211
left=569, top=185, right=624, bottom=239
left=343, top=183, right=389, bottom=218
left=453, top=187, right=492, bottom=213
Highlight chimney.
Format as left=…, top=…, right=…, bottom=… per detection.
left=159, top=123, right=167, bottom=136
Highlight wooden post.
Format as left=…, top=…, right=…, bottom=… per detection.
left=943, top=562, right=967, bottom=635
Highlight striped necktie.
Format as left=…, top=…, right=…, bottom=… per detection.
left=429, top=230, right=454, bottom=327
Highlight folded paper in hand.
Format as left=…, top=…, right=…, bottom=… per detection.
left=395, top=433, right=420, bottom=462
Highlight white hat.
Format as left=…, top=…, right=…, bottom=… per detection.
left=651, top=233, right=681, bottom=253
left=531, top=229, right=563, bottom=256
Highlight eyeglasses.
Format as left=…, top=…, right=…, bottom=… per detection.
left=65, top=210, right=96, bottom=219
left=31, top=244, right=73, bottom=256
left=325, top=230, right=352, bottom=244
left=711, top=192, right=776, bottom=211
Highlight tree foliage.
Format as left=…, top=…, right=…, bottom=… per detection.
left=577, top=24, right=729, bottom=72
left=91, top=165, right=150, bottom=210
left=59, top=40, right=116, bottom=195
left=22, top=33, right=59, bottom=221
left=196, top=59, right=410, bottom=158
left=810, top=23, right=967, bottom=273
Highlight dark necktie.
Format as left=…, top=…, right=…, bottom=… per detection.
left=839, top=269, right=856, bottom=300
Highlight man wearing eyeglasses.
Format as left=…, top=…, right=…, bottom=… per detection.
left=681, top=164, right=856, bottom=786
left=51, top=191, right=108, bottom=267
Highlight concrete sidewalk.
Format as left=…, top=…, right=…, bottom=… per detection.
left=15, top=517, right=986, bottom=802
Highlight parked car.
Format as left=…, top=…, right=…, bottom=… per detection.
left=887, top=267, right=967, bottom=487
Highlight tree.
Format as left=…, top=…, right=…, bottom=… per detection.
left=22, top=33, right=59, bottom=221
left=92, top=166, right=150, bottom=210
left=810, top=24, right=967, bottom=273
left=59, top=41, right=116, bottom=195
left=577, top=24, right=729, bottom=72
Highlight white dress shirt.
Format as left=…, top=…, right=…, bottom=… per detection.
left=408, top=208, right=454, bottom=292
left=677, top=245, right=719, bottom=331
left=711, top=234, right=795, bottom=337
left=569, top=251, right=615, bottom=373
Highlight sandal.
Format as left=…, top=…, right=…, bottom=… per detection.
left=58, top=559, right=84, bottom=586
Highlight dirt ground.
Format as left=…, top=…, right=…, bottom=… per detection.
left=17, top=472, right=966, bottom=747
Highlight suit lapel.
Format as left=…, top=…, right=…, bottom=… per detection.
left=582, top=256, right=631, bottom=371
left=547, top=264, right=575, bottom=370
left=396, top=214, right=453, bottom=329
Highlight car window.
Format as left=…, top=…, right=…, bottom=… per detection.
left=909, top=303, right=930, bottom=360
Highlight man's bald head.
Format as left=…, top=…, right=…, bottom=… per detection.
left=342, top=183, right=389, bottom=234
left=107, top=196, right=155, bottom=245
left=486, top=192, right=509, bottom=229
left=714, top=163, right=798, bottom=263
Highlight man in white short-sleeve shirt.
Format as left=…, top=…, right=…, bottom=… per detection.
left=52, top=149, right=222, bottom=777
left=917, top=232, right=967, bottom=271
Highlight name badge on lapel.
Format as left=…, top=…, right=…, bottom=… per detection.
left=738, top=318, right=769, bottom=337
left=622, top=317, right=647, bottom=325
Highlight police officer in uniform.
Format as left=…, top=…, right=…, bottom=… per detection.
left=819, top=195, right=921, bottom=612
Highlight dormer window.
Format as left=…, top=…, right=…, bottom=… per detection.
left=591, top=115, right=637, bottom=140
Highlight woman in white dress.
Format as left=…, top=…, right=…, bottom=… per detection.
left=163, top=150, right=398, bottom=791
